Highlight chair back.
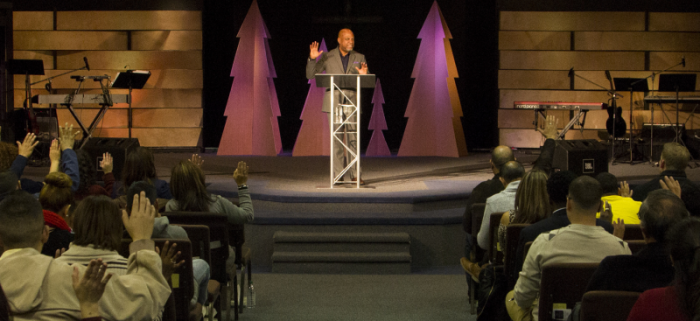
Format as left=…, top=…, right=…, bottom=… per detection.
left=580, top=291, right=641, bottom=321
left=165, top=212, right=231, bottom=282
left=176, top=224, right=211, bottom=264
left=470, top=203, right=487, bottom=261
left=504, top=223, right=530, bottom=289
left=488, top=212, right=505, bottom=265
left=623, top=224, right=644, bottom=240
left=538, top=262, right=600, bottom=321
left=522, top=241, right=534, bottom=269
left=119, top=238, right=194, bottom=321
left=229, top=223, right=246, bottom=266
left=626, top=240, right=646, bottom=254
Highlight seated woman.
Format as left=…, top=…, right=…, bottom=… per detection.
left=165, top=160, right=253, bottom=224
left=74, top=150, right=114, bottom=201
left=112, top=147, right=172, bottom=200
left=39, top=171, right=75, bottom=256
left=627, top=217, right=700, bottom=321
left=461, top=170, right=551, bottom=281
left=58, top=196, right=208, bottom=318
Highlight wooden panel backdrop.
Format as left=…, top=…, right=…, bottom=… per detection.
left=13, top=11, right=203, bottom=148
left=499, top=11, right=700, bottom=148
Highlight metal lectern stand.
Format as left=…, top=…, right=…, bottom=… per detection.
left=315, top=74, right=375, bottom=188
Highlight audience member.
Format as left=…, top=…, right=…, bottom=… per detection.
left=514, top=171, right=614, bottom=274
left=127, top=181, right=212, bottom=314
left=0, top=191, right=171, bottom=320
left=476, top=161, right=525, bottom=251
left=595, top=172, right=641, bottom=224
left=74, top=150, right=114, bottom=201
left=632, top=142, right=700, bottom=215
left=462, top=145, right=513, bottom=252
left=506, top=176, right=631, bottom=321
left=0, top=171, right=18, bottom=203
left=587, top=189, right=689, bottom=292
left=113, top=147, right=172, bottom=199
left=8, top=124, right=80, bottom=194
left=39, top=171, right=74, bottom=257
left=166, top=160, right=254, bottom=224
left=627, top=217, right=700, bottom=321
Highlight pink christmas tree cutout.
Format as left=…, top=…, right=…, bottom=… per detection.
left=366, top=78, right=391, bottom=156
left=398, top=0, right=467, bottom=157
left=218, top=0, right=282, bottom=156
left=293, top=38, right=330, bottom=156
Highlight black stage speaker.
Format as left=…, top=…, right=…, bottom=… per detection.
left=81, top=138, right=140, bottom=180
left=552, top=140, right=608, bottom=176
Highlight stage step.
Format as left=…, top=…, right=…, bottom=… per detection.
left=271, top=231, right=412, bottom=274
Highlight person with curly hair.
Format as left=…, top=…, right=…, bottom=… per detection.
left=74, top=150, right=114, bottom=201
left=39, top=171, right=75, bottom=257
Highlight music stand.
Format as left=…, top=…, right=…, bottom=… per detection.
left=613, top=78, right=649, bottom=164
left=112, top=71, right=150, bottom=138
left=8, top=59, right=45, bottom=134
left=315, top=74, right=376, bottom=188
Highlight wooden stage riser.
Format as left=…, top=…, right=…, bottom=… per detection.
left=498, top=11, right=700, bottom=148
left=13, top=10, right=203, bottom=148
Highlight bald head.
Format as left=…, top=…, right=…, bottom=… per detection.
left=660, top=142, right=691, bottom=171
left=337, top=29, right=355, bottom=55
left=501, top=161, right=525, bottom=183
left=491, top=145, right=514, bottom=174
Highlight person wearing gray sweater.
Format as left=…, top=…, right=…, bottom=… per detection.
left=506, top=176, right=631, bottom=321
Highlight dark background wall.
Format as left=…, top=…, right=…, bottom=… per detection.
left=202, top=0, right=497, bottom=152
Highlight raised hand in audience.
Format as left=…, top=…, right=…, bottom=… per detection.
left=155, top=241, right=184, bottom=284
left=54, top=247, right=66, bottom=258
left=59, top=123, right=80, bottom=151
left=599, top=200, right=613, bottom=223
left=660, top=176, right=681, bottom=199
left=619, top=181, right=633, bottom=198
left=188, top=154, right=204, bottom=168
left=72, top=259, right=113, bottom=319
left=17, top=132, right=39, bottom=158
left=100, top=153, right=113, bottom=174
left=233, top=161, right=248, bottom=187
left=49, top=139, right=61, bottom=173
left=537, top=115, right=559, bottom=140
left=612, top=218, right=625, bottom=239
left=121, top=191, right=156, bottom=242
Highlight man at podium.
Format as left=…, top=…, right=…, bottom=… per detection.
left=306, top=28, right=368, bottom=184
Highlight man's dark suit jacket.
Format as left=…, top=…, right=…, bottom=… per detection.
left=514, top=208, right=615, bottom=274
left=585, top=242, right=674, bottom=293
left=632, top=170, right=700, bottom=216
left=462, top=139, right=556, bottom=233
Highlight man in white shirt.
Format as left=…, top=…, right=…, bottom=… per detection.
left=477, top=161, right=524, bottom=250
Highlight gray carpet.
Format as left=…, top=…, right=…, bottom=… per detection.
left=236, top=270, right=476, bottom=321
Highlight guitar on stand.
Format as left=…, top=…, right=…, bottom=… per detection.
left=605, top=70, right=627, bottom=139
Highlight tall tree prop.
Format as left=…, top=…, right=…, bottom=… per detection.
left=218, top=0, right=282, bottom=156
left=292, top=39, right=330, bottom=156
left=398, top=1, right=467, bottom=157
left=366, top=78, right=391, bottom=156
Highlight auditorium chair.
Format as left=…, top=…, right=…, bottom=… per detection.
left=622, top=224, right=644, bottom=240
left=580, top=291, right=640, bottom=321
left=165, top=212, right=239, bottom=320
left=504, top=223, right=530, bottom=289
left=120, top=238, right=194, bottom=321
left=538, top=262, right=600, bottom=321
left=522, top=241, right=533, bottom=270
left=468, top=203, right=486, bottom=315
left=175, top=224, right=221, bottom=321
left=229, top=223, right=253, bottom=314
left=488, top=212, right=506, bottom=266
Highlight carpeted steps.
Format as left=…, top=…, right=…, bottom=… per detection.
left=271, top=231, right=412, bottom=274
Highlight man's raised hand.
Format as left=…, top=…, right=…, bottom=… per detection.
left=309, top=41, right=323, bottom=60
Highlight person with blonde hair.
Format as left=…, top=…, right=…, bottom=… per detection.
left=39, top=171, right=75, bottom=257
